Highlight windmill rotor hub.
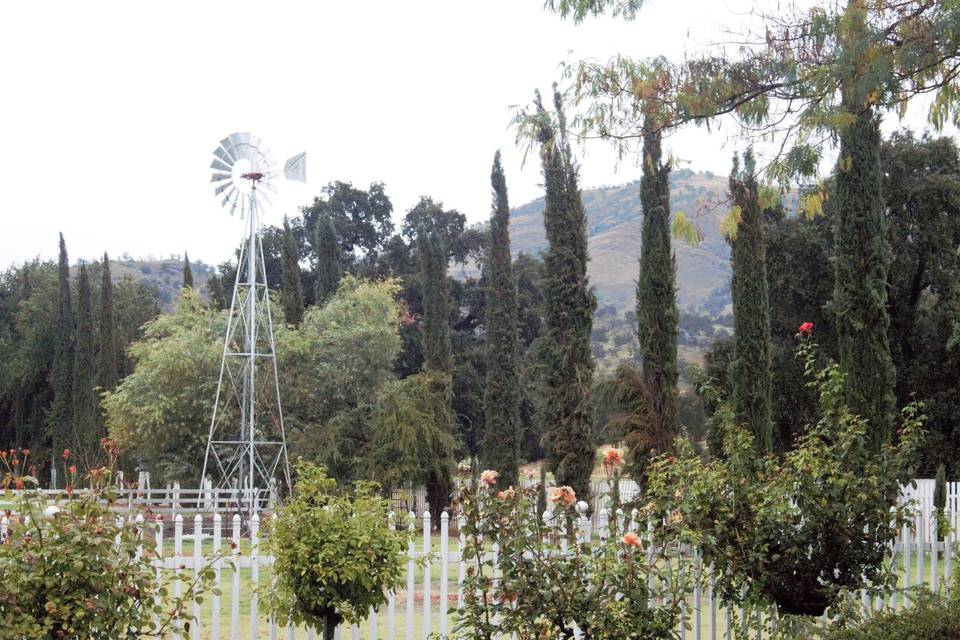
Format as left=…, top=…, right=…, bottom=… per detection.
left=241, top=171, right=264, bottom=182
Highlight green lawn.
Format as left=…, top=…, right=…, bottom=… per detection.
left=167, top=539, right=957, bottom=639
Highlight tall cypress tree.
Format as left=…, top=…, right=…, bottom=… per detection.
left=314, top=216, right=342, bottom=305
left=481, top=151, right=521, bottom=486
left=96, top=252, right=119, bottom=394
left=72, top=264, right=100, bottom=463
left=728, top=149, right=773, bottom=452
left=206, top=274, right=227, bottom=311
left=636, top=115, right=679, bottom=457
left=418, top=224, right=454, bottom=522
left=418, top=226, right=453, bottom=372
left=48, top=233, right=74, bottom=466
left=533, top=88, right=596, bottom=501
left=281, top=217, right=305, bottom=326
left=832, top=104, right=897, bottom=449
left=182, top=252, right=194, bottom=289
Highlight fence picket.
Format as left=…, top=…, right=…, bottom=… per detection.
left=174, top=514, right=183, bottom=640
left=231, top=514, right=241, bottom=640
left=423, top=510, right=431, bottom=640
left=193, top=514, right=203, bottom=640
left=213, top=513, right=222, bottom=640
left=440, top=511, right=449, bottom=638
left=406, top=512, right=415, bottom=640
left=251, top=513, right=260, bottom=640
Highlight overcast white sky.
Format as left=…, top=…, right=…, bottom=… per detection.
left=0, top=0, right=946, bottom=268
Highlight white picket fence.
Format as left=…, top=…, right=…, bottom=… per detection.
left=2, top=481, right=958, bottom=639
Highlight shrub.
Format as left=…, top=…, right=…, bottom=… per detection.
left=453, top=467, right=692, bottom=640
left=263, top=461, right=408, bottom=640
left=825, top=576, right=960, bottom=640
left=0, top=444, right=214, bottom=639
left=646, top=330, right=925, bottom=617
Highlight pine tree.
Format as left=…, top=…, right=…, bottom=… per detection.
left=182, top=252, right=194, bottom=289
left=728, top=149, right=773, bottom=452
left=832, top=105, right=897, bottom=449
left=531, top=88, right=596, bottom=502
left=48, top=233, right=74, bottom=466
left=481, top=151, right=521, bottom=486
left=314, top=216, right=342, bottom=305
left=418, top=226, right=452, bottom=373
left=96, top=252, right=119, bottom=394
left=72, top=264, right=100, bottom=464
left=635, top=116, right=679, bottom=459
left=281, top=217, right=305, bottom=326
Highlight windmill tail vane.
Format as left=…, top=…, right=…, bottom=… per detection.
left=201, top=132, right=304, bottom=517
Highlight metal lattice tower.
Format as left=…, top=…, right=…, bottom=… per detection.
left=200, top=133, right=305, bottom=516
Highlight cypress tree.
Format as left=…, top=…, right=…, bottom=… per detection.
left=832, top=104, right=897, bottom=449
left=728, top=149, right=773, bottom=452
left=182, top=252, right=194, bottom=289
left=418, top=224, right=454, bottom=522
left=533, top=88, right=596, bottom=502
left=481, top=151, right=521, bottom=486
left=635, top=115, right=679, bottom=457
left=418, top=226, right=452, bottom=373
left=96, top=252, right=119, bottom=393
left=206, top=274, right=227, bottom=311
left=48, top=233, right=74, bottom=466
left=281, top=217, right=305, bottom=326
left=314, top=216, right=342, bottom=305
left=72, top=264, right=100, bottom=463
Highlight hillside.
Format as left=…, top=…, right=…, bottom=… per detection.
left=509, top=168, right=732, bottom=312
left=104, top=257, right=216, bottom=309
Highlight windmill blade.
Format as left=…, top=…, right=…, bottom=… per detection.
left=210, top=157, right=232, bottom=173
left=217, top=139, right=237, bottom=162
left=210, top=172, right=232, bottom=183
left=213, top=143, right=236, bottom=167
left=215, top=181, right=235, bottom=197
left=283, top=152, right=306, bottom=182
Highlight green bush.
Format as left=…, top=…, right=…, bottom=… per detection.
left=647, top=331, right=925, bottom=617
left=263, top=461, right=408, bottom=640
left=827, top=577, right=960, bottom=640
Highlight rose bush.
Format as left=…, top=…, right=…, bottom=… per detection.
left=0, top=443, right=215, bottom=639
left=453, top=472, right=694, bottom=640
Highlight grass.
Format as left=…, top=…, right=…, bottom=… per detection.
left=168, top=537, right=958, bottom=639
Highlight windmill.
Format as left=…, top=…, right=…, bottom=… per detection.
left=200, top=132, right=305, bottom=516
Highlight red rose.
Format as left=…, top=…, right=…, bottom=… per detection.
left=797, top=322, right=814, bottom=336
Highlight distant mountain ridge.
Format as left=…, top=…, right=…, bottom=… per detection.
left=508, top=168, right=733, bottom=312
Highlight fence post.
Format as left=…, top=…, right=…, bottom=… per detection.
left=440, top=510, right=449, bottom=638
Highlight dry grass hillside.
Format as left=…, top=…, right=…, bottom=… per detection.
left=509, top=168, right=733, bottom=312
